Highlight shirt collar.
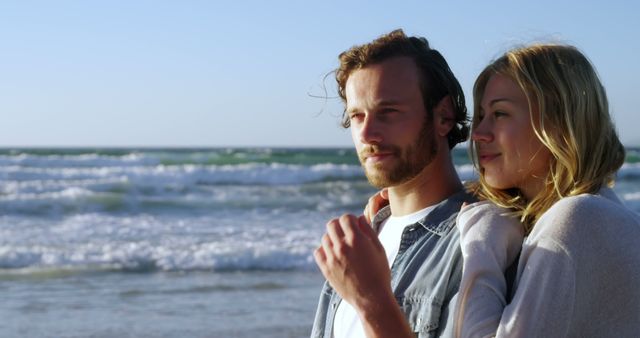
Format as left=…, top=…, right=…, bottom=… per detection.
left=371, top=189, right=474, bottom=236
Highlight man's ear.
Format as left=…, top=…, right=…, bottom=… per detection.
left=433, top=95, right=455, bottom=137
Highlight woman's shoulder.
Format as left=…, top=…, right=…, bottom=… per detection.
left=530, top=188, right=640, bottom=246
left=543, top=188, right=632, bottom=220
left=546, top=189, right=617, bottom=215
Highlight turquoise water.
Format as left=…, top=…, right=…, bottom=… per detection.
left=1, top=147, right=639, bottom=337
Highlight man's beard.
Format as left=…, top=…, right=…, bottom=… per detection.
left=358, top=120, right=438, bottom=188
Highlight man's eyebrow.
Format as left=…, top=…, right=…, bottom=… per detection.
left=376, top=99, right=403, bottom=107
left=346, top=100, right=404, bottom=113
left=345, top=107, right=360, bottom=114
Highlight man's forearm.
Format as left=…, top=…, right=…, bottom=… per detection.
left=357, top=290, right=414, bottom=338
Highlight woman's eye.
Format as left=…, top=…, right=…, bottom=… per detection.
left=494, top=110, right=508, bottom=118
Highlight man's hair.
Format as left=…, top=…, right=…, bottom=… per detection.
left=471, top=44, right=626, bottom=232
left=335, top=29, right=469, bottom=149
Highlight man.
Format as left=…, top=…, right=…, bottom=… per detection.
left=310, top=29, right=473, bottom=338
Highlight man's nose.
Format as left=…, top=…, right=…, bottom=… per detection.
left=359, top=116, right=383, bottom=145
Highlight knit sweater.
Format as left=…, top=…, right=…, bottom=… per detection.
left=456, top=188, right=640, bottom=338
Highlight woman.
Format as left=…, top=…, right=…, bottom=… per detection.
left=454, top=44, right=640, bottom=337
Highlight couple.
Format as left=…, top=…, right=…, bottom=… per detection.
left=311, top=30, right=640, bottom=337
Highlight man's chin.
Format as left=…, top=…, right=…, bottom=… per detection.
left=365, top=176, right=392, bottom=189
left=364, top=163, right=424, bottom=188
left=364, top=171, right=401, bottom=188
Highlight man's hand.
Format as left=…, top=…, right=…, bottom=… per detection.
left=363, top=189, right=389, bottom=224
left=314, top=214, right=392, bottom=311
left=314, top=214, right=414, bottom=337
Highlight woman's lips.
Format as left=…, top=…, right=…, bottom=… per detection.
left=478, top=153, right=500, bottom=165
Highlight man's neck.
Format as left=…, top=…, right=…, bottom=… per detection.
left=387, top=156, right=463, bottom=217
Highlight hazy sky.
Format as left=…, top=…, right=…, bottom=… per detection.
left=1, top=0, right=638, bottom=147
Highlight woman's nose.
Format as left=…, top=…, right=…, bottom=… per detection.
left=471, top=117, right=494, bottom=143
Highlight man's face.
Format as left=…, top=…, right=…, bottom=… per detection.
left=345, top=56, right=437, bottom=188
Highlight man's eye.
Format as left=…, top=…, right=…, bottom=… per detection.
left=377, top=109, right=398, bottom=122
left=349, top=113, right=363, bottom=121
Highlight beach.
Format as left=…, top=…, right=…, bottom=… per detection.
left=1, top=147, right=639, bottom=337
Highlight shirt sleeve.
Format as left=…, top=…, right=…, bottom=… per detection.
left=455, top=201, right=524, bottom=338
left=495, top=236, right=576, bottom=337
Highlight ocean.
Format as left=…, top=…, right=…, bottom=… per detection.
left=1, top=147, right=639, bottom=337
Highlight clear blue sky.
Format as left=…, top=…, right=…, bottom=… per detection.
left=1, top=0, right=638, bottom=147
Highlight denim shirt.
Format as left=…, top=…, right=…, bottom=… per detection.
left=310, top=190, right=474, bottom=338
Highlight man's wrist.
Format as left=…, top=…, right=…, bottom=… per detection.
left=355, top=289, right=398, bottom=322
left=356, top=289, right=414, bottom=338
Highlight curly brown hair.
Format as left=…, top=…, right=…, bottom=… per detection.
left=336, top=29, right=469, bottom=149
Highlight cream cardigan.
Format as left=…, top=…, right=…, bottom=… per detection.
left=456, top=189, right=640, bottom=338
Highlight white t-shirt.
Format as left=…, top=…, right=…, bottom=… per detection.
left=332, top=205, right=436, bottom=338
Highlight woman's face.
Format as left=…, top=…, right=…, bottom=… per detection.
left=472, top=74, right=552, bottom=200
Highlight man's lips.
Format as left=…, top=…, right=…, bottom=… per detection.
left=364, top=152, right=394, bottom=163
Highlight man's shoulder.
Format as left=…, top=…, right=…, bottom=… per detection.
left=372, top=190, right=476, bottom=235
left=420, top=190, right=477, bottom=236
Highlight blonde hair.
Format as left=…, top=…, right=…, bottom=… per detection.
left=470, top=44, right=625, bottom=233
